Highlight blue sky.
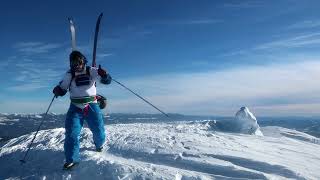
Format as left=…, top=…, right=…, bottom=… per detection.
left=1, top=0, right=320, bottom=116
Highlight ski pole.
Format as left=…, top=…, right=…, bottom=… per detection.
left=112, top=78, right=169, bottom=117
left=20, top=95, right=56, bottom=164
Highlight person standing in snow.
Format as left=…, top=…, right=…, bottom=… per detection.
left=53, top=50, right=112, bottom=170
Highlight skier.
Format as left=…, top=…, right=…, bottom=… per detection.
left=53, top=50, right=112, bottom=170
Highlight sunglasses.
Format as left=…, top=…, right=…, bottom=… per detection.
left=71, top=58, right=85, bottom=69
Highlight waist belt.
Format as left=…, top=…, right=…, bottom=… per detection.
left=70, top=96, right=96, bottom=104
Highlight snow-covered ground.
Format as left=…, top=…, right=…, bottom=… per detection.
left=1, top=118, right=320, bottom=179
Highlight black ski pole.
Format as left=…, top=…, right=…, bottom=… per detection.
left=112, top=78, right=169, bottom=117
left=20, top=95, right=56, bottom=164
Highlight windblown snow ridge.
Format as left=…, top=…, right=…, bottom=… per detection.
left=1, top=121, right=320, bottom=179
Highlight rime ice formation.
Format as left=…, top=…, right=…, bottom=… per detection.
left=234, top=107, right=263, bottom=136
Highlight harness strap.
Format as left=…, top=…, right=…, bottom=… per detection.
left=73, top=104, right=90, bottom=117
left=83, top=105, right=89, bottom=116
left=70, top=96, right=96, bottom=104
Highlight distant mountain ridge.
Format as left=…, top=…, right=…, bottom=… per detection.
left=1, top=113, right=320, bottom=144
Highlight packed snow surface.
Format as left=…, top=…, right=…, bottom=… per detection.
left=1, top=120, right=320, bottom=180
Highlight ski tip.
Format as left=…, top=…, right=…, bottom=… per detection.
left=99, top=13, right=103, bottom=17
left=68, top=17, right=74, bottom=23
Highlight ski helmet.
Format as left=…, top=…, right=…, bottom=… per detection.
left=69, top=51, right=88, bottom=70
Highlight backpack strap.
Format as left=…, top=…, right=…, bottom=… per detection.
left=67, top=70, right=74, bottom=90
left=86, top=66, right=91, bottom=76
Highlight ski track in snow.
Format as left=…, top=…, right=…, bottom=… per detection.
left=1, top=120, right=320, bottom=179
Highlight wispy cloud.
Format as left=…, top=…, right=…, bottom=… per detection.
left=158, top=19, right=222, bottom=26
left=7, top=57, right=62, bottom=92
left=253, top=103, right=320, bottom=116
left=255, top=32, right=320, bottom=50
left=5, top=60, right=320, bottom=115
left=102, top=60, right=320, bottom=116
left=13, top=41, right=63, bottom=54
left=220, top=49, right=250, bottom=57
left=223, top=1, right=264, bottom=9
left=287, top=20, right=320, bottom=30
left=175, top=19, right=222, bottom=25
left=0, top=59, right=12, bottom=70
left=0, top=98, right=69, bottom=114
left=222, top=32, right=320, bottom=57
left=97, top=53, right=113, bottom=58
left=7, top=83, right=48, bottom=92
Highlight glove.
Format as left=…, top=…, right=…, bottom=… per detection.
left=98, top=64, right=112, bottom=84
left=98, top=65, right=107, bottom=78
left=53, top=85, right=67, bottom=97
left=101, top=74, right=112, bottom=84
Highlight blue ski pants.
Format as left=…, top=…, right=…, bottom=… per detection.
left=64, top=103, right=106, bottom=163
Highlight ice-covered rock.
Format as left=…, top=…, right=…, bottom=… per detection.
left=235, top=107, right=263, bottom=136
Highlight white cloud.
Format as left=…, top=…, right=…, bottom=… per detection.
left=176, top=19, right=222, bottom=25
left=255, top=32, right=320, bottom=50
left=97, top=53, right=113, bottom=58
left=220, top=49, right=250, bottom=57
left=0, top=60, right=10, bottom=70
left=5, top=58, right=320, bottom=116
left=7, top=65, right=61, bottom=92
left=15, top=42, right=43, bottom=47
left=102, top=60, right=320, bottom=116
left=223, top=1, right=264, bottom=9
left=287, top=20, right=320, bottom=30
left=253, top=103, right=320, bottom=116
left=0, top=56, right=17, bottom=70
left=0, top=101, right=47, bottom=114
left=13, top=41, right=62, bottom=54
left=7, top=83, right=48, bottom=92
left=159, top=19, right=222, bottom=26
left=222, top=32, right=320, bottom=57
left=7, top=55, right=63, bottom=88
left=0, top=98, right=69, bottom=114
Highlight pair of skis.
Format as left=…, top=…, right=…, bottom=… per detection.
left=68, top=13, right=103, bottom=68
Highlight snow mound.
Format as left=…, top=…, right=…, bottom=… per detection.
left=208, top=107, right=263, bottom=136
left=234, top=107, right=263, bottom=136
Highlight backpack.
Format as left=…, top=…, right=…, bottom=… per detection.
left=69, top=66, right=91, bottom=88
